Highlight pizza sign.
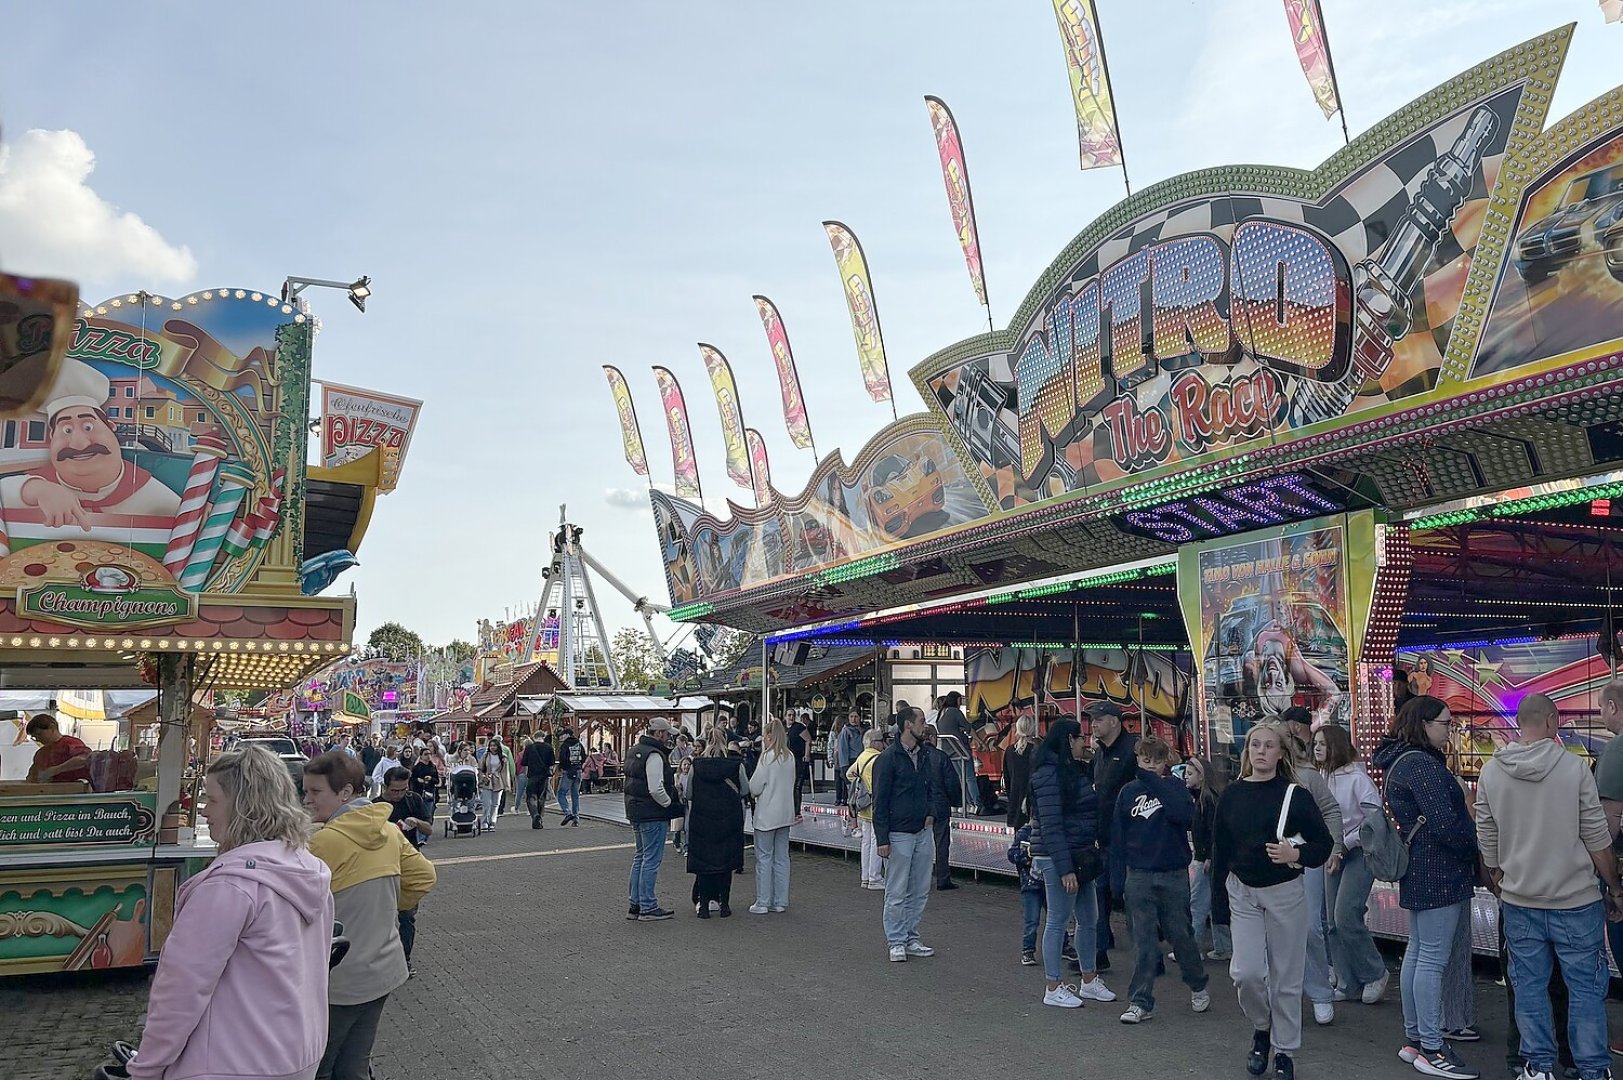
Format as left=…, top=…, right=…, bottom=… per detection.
left=319, top=381, right=422, bottom=486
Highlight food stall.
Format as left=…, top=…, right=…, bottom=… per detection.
left=645, top=29, right=1623, bottom=955
left=0, top=286, right=371, bottom=976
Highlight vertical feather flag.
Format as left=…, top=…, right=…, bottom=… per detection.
left=924, top=96, right=989, bottom=309
left=1283, top=0, right=1341, bottom=119
left=651, top=366, right=703, bottom=501
left=601, top=365, right=648, bottom=476
left=1050, top=0, right=1123, bottom=171
left=745, top=428, right=772, bottom=509
left=752, top=295, right=816, bottom=454
left=822, top=221, right=894, bottom=406
left=698, top=343, right=752, bottom=490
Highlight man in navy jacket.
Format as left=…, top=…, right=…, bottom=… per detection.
left=1113, top=735, right=1209, bottom=1023
left=873, top=708, right=939, bottom=962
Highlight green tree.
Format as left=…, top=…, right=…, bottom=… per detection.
left=610, top=627, right=663, bottom=690
left=367, top=621, right=425, bottom=661
left=443, top=639, right=477, bottom=664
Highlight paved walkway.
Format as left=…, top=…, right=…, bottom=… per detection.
left=6, top=803, right=1619, bottom=1080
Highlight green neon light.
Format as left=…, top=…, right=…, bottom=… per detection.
left=814, top=552, right=901, bottom=586
left=1411, top=508, right=1482, bottom=530
left=985, top=591, right=1019, bottom=605
left=1015, top=580, right=1074, bottom=599
left=668, top=601, right=715, bottom=621
left=1489, top=481, right=1623, bottom=518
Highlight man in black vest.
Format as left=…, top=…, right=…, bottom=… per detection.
left=625, top=717, right=683, bottom=921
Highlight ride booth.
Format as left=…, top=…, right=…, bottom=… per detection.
left=0, top=287, right=374, bottom=976
left=647, top=30, right=1623, bottom=954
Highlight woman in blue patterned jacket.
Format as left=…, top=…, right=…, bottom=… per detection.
left=1371, top=695, right=1481, bottom=1080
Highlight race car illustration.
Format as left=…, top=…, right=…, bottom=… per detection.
left=865, top=453, right=946, bottom=540
left=1513, top=161, right=1623, bottom=285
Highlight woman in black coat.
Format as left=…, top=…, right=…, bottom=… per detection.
left=687, top=731, right=748, bottom=918
left=1003, top=714, right=1038, bottom=828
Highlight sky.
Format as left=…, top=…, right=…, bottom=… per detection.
left=2, top=1, right=1618, bottom=651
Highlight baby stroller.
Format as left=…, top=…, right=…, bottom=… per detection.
left=444, top=770, right=482, bottom=838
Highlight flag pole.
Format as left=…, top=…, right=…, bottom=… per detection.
left=1318, top=1, right=1353, bottom=146
left=1090, top=0, right=1132, bottom=196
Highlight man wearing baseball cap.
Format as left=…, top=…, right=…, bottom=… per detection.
left=624, top=717, right=685, bottom=921
left=1089, top=701, right=1137, bottom=970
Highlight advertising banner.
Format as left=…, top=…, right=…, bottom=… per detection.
left=964, top=646, right=1193, bottom=749
left=601, top=365, right=649, bottom=477
left=1282, top=0, right=1340, bottom=119
left=1050, top=0, right=1123, bottom=170
left=925, top=96, right=989, bottom=307
left=752, top=296, right=814, bottom=451
left=318, top=380, right=422, bottom=492
left=652, top=366, right=702, bottom=500
left=1188, top=522, right=1352, bottom=752
left=745, top=427, right=772, bottom=508
left=698, top=344, right=751, bottom=490
left=823, top=221, right=893, bottom=403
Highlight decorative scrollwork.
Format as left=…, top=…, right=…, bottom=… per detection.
left=0, top=910, right=90, bottom=940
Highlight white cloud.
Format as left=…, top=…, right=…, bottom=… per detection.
left=0, top=129, right=197, bottom=285
left=604, top=487, right=650, bottom=511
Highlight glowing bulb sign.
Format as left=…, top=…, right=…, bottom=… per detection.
left=1113, top=472, right=1345, bottom=544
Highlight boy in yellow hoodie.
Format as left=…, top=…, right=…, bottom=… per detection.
left=304, top=750, right=436, bottom=1080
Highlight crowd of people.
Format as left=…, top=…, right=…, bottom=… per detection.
left=617, top=686, right=1623, bottom=1080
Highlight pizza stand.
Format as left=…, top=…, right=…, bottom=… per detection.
left=645, top=30, right=1623, bottom=957
left=0, top=285, right=383, bottom=976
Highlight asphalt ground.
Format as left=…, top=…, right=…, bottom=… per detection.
left=5, top=806, right=1620, bottom=1080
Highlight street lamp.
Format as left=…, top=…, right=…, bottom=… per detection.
left=282, top=275, right=372, bottom=313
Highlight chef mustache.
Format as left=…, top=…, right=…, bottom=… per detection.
left=56, top=444, right=113, bottom=461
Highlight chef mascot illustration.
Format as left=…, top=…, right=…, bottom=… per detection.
left=0, top=359, right=181, bottom=556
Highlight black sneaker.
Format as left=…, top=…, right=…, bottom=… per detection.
left=626, top=903, right=639, bottom=920
left=1273, top=1053, right=1294, bottom=1080
left=638, top=907, right=674, bottom=921
left=1247, top=1030, right=1271, bottom=1077
left=1061, top=940, right=1079, bottom=962
left=1096, top=951, right=1111, bottom=973
left=1414, top=1045, right=1478, bottom=1078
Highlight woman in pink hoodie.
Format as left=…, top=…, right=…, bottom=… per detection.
left=129, top=744, right=335, bottom=1080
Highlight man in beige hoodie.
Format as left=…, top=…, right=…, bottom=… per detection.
left=1475, top=693, right=1622, bottom=1080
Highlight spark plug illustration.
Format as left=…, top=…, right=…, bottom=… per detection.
left=1289, top=104, right=1497, bottom=427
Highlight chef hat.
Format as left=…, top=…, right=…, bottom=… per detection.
left=42, top=359, right=112, bottom=421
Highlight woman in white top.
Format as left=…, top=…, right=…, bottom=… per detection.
left=478, top=740, right=509, bottom=829
left=1313, top=723, right=1390, bottom=1006
left=747, top=717, right=797, bottom=914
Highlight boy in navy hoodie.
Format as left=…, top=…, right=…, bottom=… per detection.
left=1007, top=823, right=1046, bottom=966
left=1114, top=735, right=1209, bottom=1024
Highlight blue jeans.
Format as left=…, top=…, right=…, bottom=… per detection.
left=1035, top=856, right=1100, bottom=982
left=1326, top=848, right=1388, bottom=996
left=1302, top=866, right=1333, bottom=1005
left=629, top=820, right=669, bottom=912
left=478, top=788, right=499, bottom=827
left=1401, top=899, right=1468, bottom=1050
left=1021, top=887, right=1044, bottom=953
left=1189, top=860, right=1233, bottom=955
left=1503, top=899, right=1611, bottom=1079
left=1125, top=867, right=1207, bottom=1011
left=557, top=771, right=580, bottom=818
left=754, top=826, right=791, bottom=909
left=513, top=773, right=528, bottom=814
left=957, top=759, right=978, bottom=813
left=881, top=828, right=934, bottom=947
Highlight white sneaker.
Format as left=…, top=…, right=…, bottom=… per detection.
left=888, top=945, right=907, bottom=962
left=1331, top=988, right=1348, bottom=1002
left=769, top=905, right=787, bottom=913
left=1074, top=977, right=1117, bottom=1002
left=1191, top=989, right=1211, bottom=1013
left=1043, top=984, right=1084, bottom=1009
left=1517, top=1068, right=1554, bottom=1080
left=904, top=941, right=934, bottom=957
left=1362, top=971, right=1390, bottom=1005
left=748, top=903, right=770, bottom=914
left=1119, top=1004, right=1153, bottom=1024
left=1313, top=1002, right=1334, bottom=1025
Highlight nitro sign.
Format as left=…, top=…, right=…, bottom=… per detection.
left=1017, top=221, right=1351, bottom=478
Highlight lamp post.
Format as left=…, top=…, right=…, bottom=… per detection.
left=282, top=275, right=372, bottom=313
